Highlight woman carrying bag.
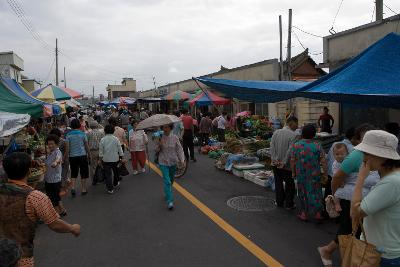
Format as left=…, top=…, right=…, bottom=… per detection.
left=351, top=130, right=400, bottom=267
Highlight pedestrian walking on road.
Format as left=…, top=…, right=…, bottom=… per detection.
left=181, top=109, right=196, bottom=162
left=129, top=120, right=148, bottom=175
left=99, top=124, right=124, bottom=194
left=216, top=111, right=227, bottom=142
left=351, top=130, right=400, bottom=266
left=65, top=119, right=91, bottom=197
left=87, top=121, right=105, bottom=185
left=270, top=116, right=298, bottom=210
left=44, top=134, right=67, bottom=216
left=156, top=124, right=185, bottom=210
left=289, top=124, right=328, bottom=221
left=199, top=112, right=212, bottom=149
left=0, top=152, right=80, bottom=267
left=109, top=117, right=127, bottom=152
left=318, top=107, right=334, bottom=134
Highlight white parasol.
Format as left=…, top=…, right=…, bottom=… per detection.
left=136, top=114, right=181, bottom=130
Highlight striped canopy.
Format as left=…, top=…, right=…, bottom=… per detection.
left=164, top=90, right=192, bottom=101
left=32, top=84, right=71, bottom=102
left=61, top=87, right=82, bottom=99
left=189, top=90, right=231, bottom=106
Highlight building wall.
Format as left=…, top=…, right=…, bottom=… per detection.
left=22, top=79, right=40, bottom=92
left=106, top=79, right=137, bottom=100
left=323, top=15, right=400, bottom=69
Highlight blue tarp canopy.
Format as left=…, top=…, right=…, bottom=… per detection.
left=297, top=33, right=400, bottom=108
left=1, top=77, right=62, bottom=115
left=193, top=77, right=309, bottom=103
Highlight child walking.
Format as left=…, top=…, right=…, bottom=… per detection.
left=45, top=134, right=67, bottom=216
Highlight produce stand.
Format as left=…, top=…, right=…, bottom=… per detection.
left=0, top=112, right=46, bottom=189
left=199, top=115, right=275, bottom=189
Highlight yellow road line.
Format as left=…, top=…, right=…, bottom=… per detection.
left=147, top=161, right=283, bottom=267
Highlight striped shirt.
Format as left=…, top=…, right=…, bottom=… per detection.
left=87, top=129, right=105, bottom=151
left=8, top=180, right=59, bottom=267
left=270, top=126, right=298, bottom=165
left=44, top=148, right=62, bottom=183
left=65, top=130, right=88, bottom=157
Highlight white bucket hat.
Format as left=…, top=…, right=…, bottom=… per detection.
left=355, top=130, right=400, bottom=160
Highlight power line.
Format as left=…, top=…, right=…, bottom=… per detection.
left=291, top=29, right=323, bottom=56
left=330, top=0, right=345, bottom=34
left=384, top=3, right=398, bottom=15
left=371, top=3, right=376, bottom=22
left=44, top=57, right=56, bottom=83
left=292, top=30, right=306, bottom=50
left=292, top=25, right=323, bottom=38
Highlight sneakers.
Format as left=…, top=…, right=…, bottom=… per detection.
left=167, top=202, right=174, bottom=210
left=115, top=182, right=121, bottom=188
left=107, top=190, right=114, bottom=194
left=132, top=170, right=138, bottom=175
left=141, top=168, right=146, bottom=173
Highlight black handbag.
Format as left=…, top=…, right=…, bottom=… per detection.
left=118, top=163, right=129, bottom=176
left=93, top=165, right=105, bottom=184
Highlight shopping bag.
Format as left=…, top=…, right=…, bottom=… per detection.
left=93, top=165, right=105, bottom=183
left=118, top=163, right=129, bottom=176
left=338, top=220, right=381, bottom=267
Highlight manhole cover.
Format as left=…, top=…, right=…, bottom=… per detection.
left=227, top=196, right=275, bottom=212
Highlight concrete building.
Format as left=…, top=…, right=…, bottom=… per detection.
left=106, top=77, right=137, bottom=100
left=320, top=13, right=400, bottom=130
left=141, top=50, right=326, bottom=128
left=0, top=51, right=24, bottom=83
left=22, top=78, right=41, bottom=92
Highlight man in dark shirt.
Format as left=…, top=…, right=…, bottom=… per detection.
left=318, top=107, right=334, bottom=133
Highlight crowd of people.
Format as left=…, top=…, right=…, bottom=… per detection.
left=271, top=109, right=400, bottom=267
left=1, top=104, right=399, bottom=266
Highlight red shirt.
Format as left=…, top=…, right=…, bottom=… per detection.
left=181, top=115, right=193, bottom=130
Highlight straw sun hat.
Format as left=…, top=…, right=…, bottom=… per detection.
left=355, top=130, right=400, bottom=160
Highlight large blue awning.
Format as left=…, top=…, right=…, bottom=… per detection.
left=194, top=77, right=309, bottom=103
left=297, top=33, right=400, bottom=108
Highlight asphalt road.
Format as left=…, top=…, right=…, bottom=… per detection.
left=35, top=148, right=340, bottom=267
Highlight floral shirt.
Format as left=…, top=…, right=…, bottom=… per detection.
left=156, top=134, right=185, bottom=166
left=129, top=129, right=148, bottom=152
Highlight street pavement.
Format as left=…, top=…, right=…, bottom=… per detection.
left=35, top=148, right=340, bottom=267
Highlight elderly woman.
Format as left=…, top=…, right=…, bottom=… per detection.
left=318, top=124, right=379, bottom=267
left=290, top=124, right=328, bottom=222
left=351, top=130, right=400, bottom=266
left=155, top=124, right=185, bottom=210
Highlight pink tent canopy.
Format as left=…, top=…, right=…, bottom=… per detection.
left=61, top=87, right=82, bottom=99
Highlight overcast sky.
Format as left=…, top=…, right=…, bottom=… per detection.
left=0, top=0, right=399, bottom=95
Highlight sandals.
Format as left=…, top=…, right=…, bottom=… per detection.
left=317, top=247, right=332, bottom=267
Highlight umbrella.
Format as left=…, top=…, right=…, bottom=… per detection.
left=236, top=111, right=251, bottom=117
left=119, top=97, right=136, bottom=105
left=136, top=114, right=181, bottom=130
left=164, top=90, right=192, bottom=101
left=32, top=84, right=71, bottom=102
left=189, top=90, right=231, bottom=106
left=61, top=87, right=82, bottom=99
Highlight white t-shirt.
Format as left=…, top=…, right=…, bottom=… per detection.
left=217, top=116, right=226, bottom=129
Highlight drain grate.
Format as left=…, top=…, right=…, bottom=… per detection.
left=227, top=196, right=275, bottom=212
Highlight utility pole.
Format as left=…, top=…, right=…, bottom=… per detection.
left=279, top=15, right=284, bottom=81
left=92, top=85, right=95, bottom=105
left=63, top=67, right=66, bottom=87
left=376, top=0, right=383, bottom=21
left=286, top=9, right=292, bottom=81
left=55, top=38, right=59, bottom=86
left=152, top=76, right=157, bottom=96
